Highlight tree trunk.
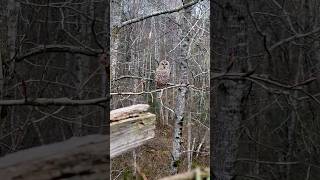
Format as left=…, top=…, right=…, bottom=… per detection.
left=110, top=0, right=122, bottom=81
left=100, top=0, right=110, bottom=134
left=74, top=3, right=90, bottom=136
left=212, top=1, right=248, bottom=179
left=7, top=0, right=19, bottom=151
left=171, top=0, right=192, bottom=175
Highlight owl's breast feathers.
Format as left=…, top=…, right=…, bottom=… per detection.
left=155, top=69, right=170, bottom=88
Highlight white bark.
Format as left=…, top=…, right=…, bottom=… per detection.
left=187, top=112, right=192, bottom=171
left=171, top=0, right=192, bottom=175
left=110, top=0, right=123, bottom=81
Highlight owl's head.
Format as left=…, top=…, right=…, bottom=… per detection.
left=159, top=60, right=170, bottom=69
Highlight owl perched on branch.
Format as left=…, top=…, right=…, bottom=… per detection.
left=155, top=60, right=170, bottom=98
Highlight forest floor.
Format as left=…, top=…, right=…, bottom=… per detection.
left=111, top=122, right=209, bottom=179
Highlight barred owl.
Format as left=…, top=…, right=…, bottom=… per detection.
left=155, top=60, right=170, bottom=88
left=155, top=60, right=170, bottom=98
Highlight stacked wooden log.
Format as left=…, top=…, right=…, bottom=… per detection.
left=110, top=104, right=156, bottom=158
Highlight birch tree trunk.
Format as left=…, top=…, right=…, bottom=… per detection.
left=171, top=0, right=192, bottom=175
left=110, top=0, right=122, bottom=82
left=110, top=0, right=123, bottom=111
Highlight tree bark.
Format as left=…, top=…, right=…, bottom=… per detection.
left=110, top=0, right=122, bottom=81
left=171, top=0, right=192, bottom=175
left=212, top=1, right=248, bottom=179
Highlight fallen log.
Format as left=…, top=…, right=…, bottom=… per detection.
left=0, top=104, right=156, bottom=179
left=0, top=135, right=108, bottom=180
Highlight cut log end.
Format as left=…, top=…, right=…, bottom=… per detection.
left=110, top=104, right=150, bottom=121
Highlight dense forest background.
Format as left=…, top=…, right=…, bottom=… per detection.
left=0, top=0, right=108, bottom=156
left=110, top=0, right=209, bottom=179
left=1, top=0, right=320, bottom=180
left=212, top=0, right=320, bottom=180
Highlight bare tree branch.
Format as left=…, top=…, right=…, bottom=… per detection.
left=14, top=45, right=102, bottom=62
left=213, top=73, right=320, bottom=105
left=0, top=96, right=109, bottom=106
left=269, top=27, right=320, bottom=51
left=236, top=158, right=320, bottom=169
left=212, top=73, right=317, bottom=90
left=118, top=0, right=203, bottom=28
